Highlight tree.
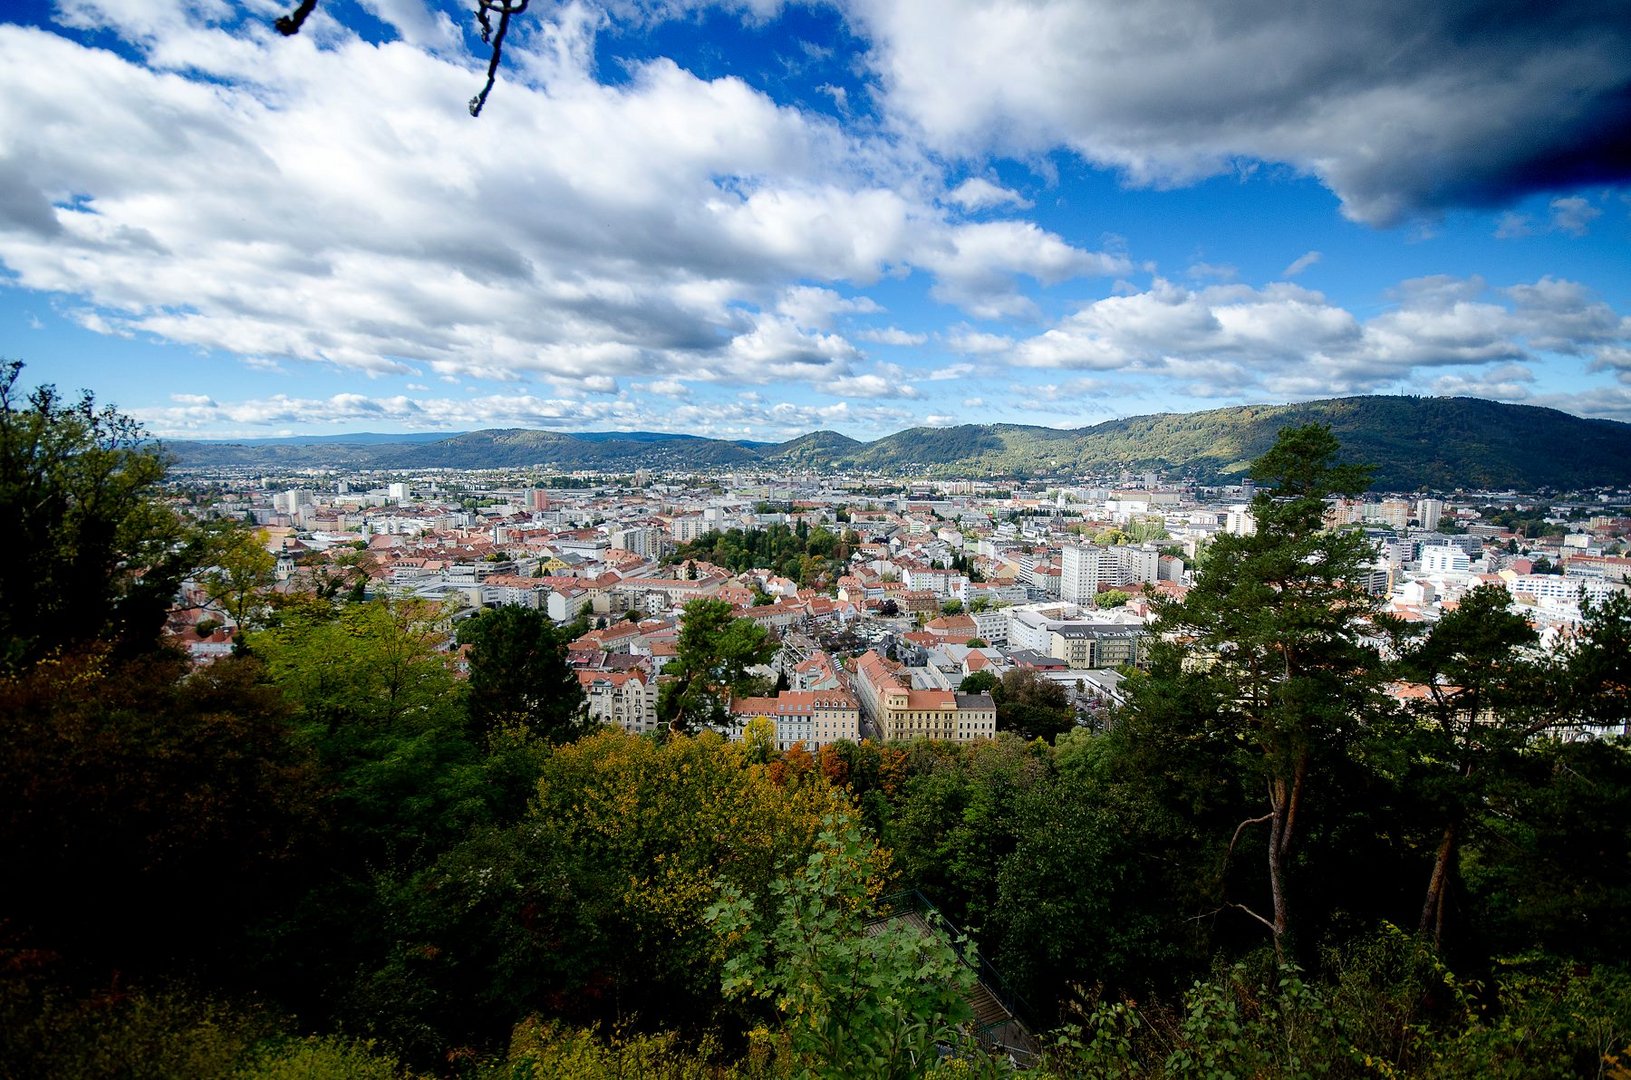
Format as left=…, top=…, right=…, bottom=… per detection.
left=706, top=812, right=975, bottom=1078
left=456, top=604, right=586, bottom=744
left=1129, top=424, right=1380, bottom=960
left=1559, top=588, right=1631, bottom=737
left=197, top=521, right=277, bottom=634
left=391, top=731, right=839, bottom=1049
left=657, top=598, right=775, bottom=733
left=959, top=670, right=1000, bottom=695
left=996, top=667, right=1075, bottom=743
left=1097, top=589, right=1131, bottom=609
left=0, top=361, right=193, bottom=669
left=940, top=598, right=965, bottom=615
left=0, top=650, right=322, bottom=975
left=1391, top=582, right=1544, bottom=946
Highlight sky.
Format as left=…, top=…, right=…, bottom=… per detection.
left=2, top=0, right=1630, bottom=443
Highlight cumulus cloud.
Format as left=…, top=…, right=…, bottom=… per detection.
left=132, top=380, right=936, bottom=439
left=915, top=219, right=1130, bottom=318
left=945, top=177, right=1032, bottom=211
left=846, top=0, right=1631, bottom=225
left=944, top=328, right=1013, bottom=355
left=0, top=8, right=1121, bottom=402
left=1428, top=363, right=1537, bottom=401
left=138, top=390, right=638, bottom=434
left=1495, top=212, right=1533, bottom=239
left=1005, top=274, right=1631, bottom=403
left=826, top=372, right=919, bottom=398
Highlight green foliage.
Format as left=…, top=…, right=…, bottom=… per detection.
left=1046, top=931, right=1631, bottom=1080
left=339, top=731, right=841, bottom=1056
left=1462, top=737, right=1631, bottom=962
left=1132, top=423, right=1383, bottom=956
left=237, top=1035, right=414, bottom=1079
left=1097, top=589, right=1131, bottom=609
left=0, top=361, right=192, bottom=668
left=990, top=761, right=1192, bottom=1015
left=456, top=604, right=586, bottom=744
left=670, top=525, right=848, bottom=588
left=197, top=521, right=278, bottom=633
left=886, top=737, right=1054, bottom=933
left=659, top=598, right=777, bottom=732
left=995, top=668, right=1074, bottom=743
left=1560, top=589, right=1631, bottom=734
left=0, top=651, right=322, bottom=975
left=0, top=975, right=278, bottom=1080
left=708, top=812, right=976, bottom=1079
left=1387, top=582, right=1547, bottom=944
left=959, top=672, right=998, bottom=698
left=502, top=1019, right=749, bottom=1079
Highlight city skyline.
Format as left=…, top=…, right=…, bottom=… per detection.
left=2, top=0, right=1629, bottom=441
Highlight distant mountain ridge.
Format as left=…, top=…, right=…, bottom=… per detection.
left=162, top=396, right=1631, bottom=491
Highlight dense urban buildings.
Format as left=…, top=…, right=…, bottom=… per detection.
left=169, top=455, right=1631, bottom=744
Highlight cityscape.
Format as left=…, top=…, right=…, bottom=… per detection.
left=5, top=0, right=1631, bottom=1074
left=170, top=452, right=1631, bottom=749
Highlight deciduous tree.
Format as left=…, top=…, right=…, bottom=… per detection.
left=658, top=598, right=775, bottom=733
left=0, top=361, right=192, bottom=669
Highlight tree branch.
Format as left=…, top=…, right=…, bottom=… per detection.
left=274, top=0, right=319, bottom=36
left=469, top=0, right=529, bottom=117
left=1230, top=901, right=1277, bottom=933
left=1226, top=812, right=1273, bottom=869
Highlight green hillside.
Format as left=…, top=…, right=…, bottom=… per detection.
left=164, top=396, right=1631, bottom=490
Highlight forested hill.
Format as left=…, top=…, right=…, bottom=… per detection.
left=163, top=395, right=1631, bottom=490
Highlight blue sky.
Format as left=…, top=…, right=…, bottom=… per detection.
left=2, top=0, right=1629, bottom=441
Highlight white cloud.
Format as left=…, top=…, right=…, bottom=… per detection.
left=926, top=362, right=974, bottom=380
left=1548, top=196, right=1603, bottom=236
left=1282, top=250, right=1321, bottom=278
left=1186, top=262, right=1236, bottom=281
left=643, top=377, right=693, bottom=397
left=915, top=219, right=1130, bottom=318
left=827, top=373, right=920, bottom=399
left=945, top=177, right=1032, bottom=211
left=859, top=326, right=928, bottom=346
left=944, top=328, right=1013, bottom=355
left=1426, top=363, right=1536, bottom=401
left=0, top=11, right=1121, bottom=399
left=1495, top=212, right=1532, bottom=239
left=775, top=284, right=882, bottom=329
left=1005, top=274, right=1631, bottom=402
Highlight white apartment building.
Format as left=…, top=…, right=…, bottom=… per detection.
left=1420, top=545, right=1471, bottom=576
left=1060, top=543, right=1101, bottom=604
left=1224, top=505, right=1256, bottom=536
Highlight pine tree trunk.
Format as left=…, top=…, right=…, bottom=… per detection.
left=1265, top=753, right=1308, bottom=962
left=1268, top=798, right=1289, bottom=962
left=1419, top=822, right=1458, bottom=949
